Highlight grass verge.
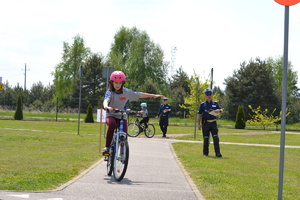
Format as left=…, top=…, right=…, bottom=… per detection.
left=0, top=120, right=104, bottom=191
left=172, top=142, right=300, bottom=200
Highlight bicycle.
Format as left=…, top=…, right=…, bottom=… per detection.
left=103, top=109, right=129, bottom=181
left=127, top=112, right=156, bottom=138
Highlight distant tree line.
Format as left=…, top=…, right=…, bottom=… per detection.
left=0, top=26, right=299, bottom=123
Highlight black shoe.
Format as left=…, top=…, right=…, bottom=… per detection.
left=162, top=135, right=166, bottom=138
left=203, top=154, right=208, bottom=156
left=216, top=153, right=222, bottom=157
left=102, top=147, right=109, bottom=156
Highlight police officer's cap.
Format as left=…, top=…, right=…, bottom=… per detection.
left=163, top=97, right=168, bottom=101
left=203, top=88, right=213, bottom=94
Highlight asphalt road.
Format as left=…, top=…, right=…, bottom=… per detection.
left=0, top=137, right=204, bottom=200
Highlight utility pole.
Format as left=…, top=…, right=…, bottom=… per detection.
left=170, top=46, right=177, bottom=77
left=22, top=63, right=29, bottom=91
left=210, top=68, right=213, bottom=89
left=24, top=63, right=27, bottom=91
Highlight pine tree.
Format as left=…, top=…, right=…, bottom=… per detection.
left=14, top=95, right=23, bottom=120
left=235, top=105, right=245, bottom=129
left=85, top=104, right=94, bottom=123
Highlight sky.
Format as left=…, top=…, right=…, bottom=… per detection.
left=1, top=0, right=300, bottom=91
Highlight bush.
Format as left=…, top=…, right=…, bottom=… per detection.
left=14, top=95, right=23, bottom=120
left=235, top=105, right=245, bottom=129
left=85, top=104, right=94, bottom=123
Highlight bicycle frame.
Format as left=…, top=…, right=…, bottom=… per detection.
left=134, top=115, right=146, bottom=130
left=106, top=109, right=129, bottom=181
left=113, top=119, right=127, bottom=161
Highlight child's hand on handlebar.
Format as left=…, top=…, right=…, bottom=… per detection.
left=105, top=107, right=113, bottom=112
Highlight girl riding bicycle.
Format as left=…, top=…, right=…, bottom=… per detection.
left=138, top=103, right=149, bottom=129
left=102, top=71, right=164, bottom=155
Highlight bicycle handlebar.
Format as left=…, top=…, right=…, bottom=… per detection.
left=107, top=108, right=137, bottom=115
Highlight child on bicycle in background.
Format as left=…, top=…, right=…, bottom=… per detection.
left=102, top=71, right=164, bottom=155
left=138, top=102, right=149, bottom=129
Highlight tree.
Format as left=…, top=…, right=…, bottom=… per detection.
left=246, top=105, right=285, bottom=130
left=82, top=53, right=106, bottom=108
left=235, top=105, right=245, bottom=129
left=223, top=58, right=280, bottom=120
left=0, top=81, right=15, bottom=107
left=85, top=104, right=94, bottom=123
left=180, top=73, right=214, bottom=120
left=53, top=34, right=91, bottom=100
left=266, top=56, right=300, bottom=123
left=14, top=95, right=23, bottom=120
left=107, top=26, right=168, bottom=92
left=266, top=56, right=299, bottom=98
left=128, top=77, right=161, bottom=117
left=169, top=66, right=191, bottom=117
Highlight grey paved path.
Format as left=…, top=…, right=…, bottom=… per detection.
left=0, top=137, right=204, bottom=200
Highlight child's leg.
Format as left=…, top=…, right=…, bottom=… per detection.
left=106, top=117, right=117, bottom=147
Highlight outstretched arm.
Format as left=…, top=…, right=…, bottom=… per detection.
left=140, top=92, right=164, bottom=98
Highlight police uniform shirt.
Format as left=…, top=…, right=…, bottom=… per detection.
left=157, top=104, right=171, bottom=116
left=104, top=88, right=140, bottom=119
left=198, top=100, right=221, bottom=120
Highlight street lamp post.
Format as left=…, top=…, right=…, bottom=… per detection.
left=274, top=1, right=299, bottom=199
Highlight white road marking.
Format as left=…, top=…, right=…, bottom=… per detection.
left=8, top=194, right=29, bottom=198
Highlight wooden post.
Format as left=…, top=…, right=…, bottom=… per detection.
left=99, top=109, right=102, bottom=153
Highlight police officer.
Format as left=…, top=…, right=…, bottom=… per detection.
left=197, top=89, right=223, bottom=157
left=156, top=97, right=171, bottom=137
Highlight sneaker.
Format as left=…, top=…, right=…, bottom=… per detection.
left=162, top=135, right=166, bottom=138
left=102, top=147, right=109, bottom=155
left=203, top=154, right=208, bottom=156
left=216, top=153, right=222, bottom=157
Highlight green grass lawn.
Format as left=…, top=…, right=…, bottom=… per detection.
left=0, top=120, right=103, bottom=191
left=172, top=142, right=300, bottom=200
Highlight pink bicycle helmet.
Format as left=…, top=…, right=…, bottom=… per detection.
left=110, top=71, right=126, bottom=82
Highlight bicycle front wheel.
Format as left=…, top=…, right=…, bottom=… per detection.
left=127, top=123, right=140, bottom=137
left=144, top=124, right=155, bottom=138
left=113, top=140, right=129, bottom=181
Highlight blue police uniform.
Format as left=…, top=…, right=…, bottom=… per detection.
left=157, top=100, right=171, bottom=137
left=198, top=100, right=222, bottom=157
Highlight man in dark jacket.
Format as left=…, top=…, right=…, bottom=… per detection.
left=156, top=97, right=171, bottom=137
left=197, top=89, right=223, bottom=157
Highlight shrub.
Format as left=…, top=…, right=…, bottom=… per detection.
left=14, top=95, right=23, bottom=120
left=85, top=104, right=94, bottom=123
left=235, top=105, right=245, bottom=129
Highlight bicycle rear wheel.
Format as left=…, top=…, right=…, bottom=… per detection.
left=107, top=148, right=114, bottom=176
left=144, top=124, right=155, bottom=138
left=127, top=123, right=140, bottom=137
left=113, top=140, right=129, bottom=181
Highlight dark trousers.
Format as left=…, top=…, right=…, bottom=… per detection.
left=105, top=117, right=128, bottom=147
left=159, top=116, right=169, bottom=136
left=140, top=117, right=149, bottom=128
left=202, top=121, right=221, bottom=155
